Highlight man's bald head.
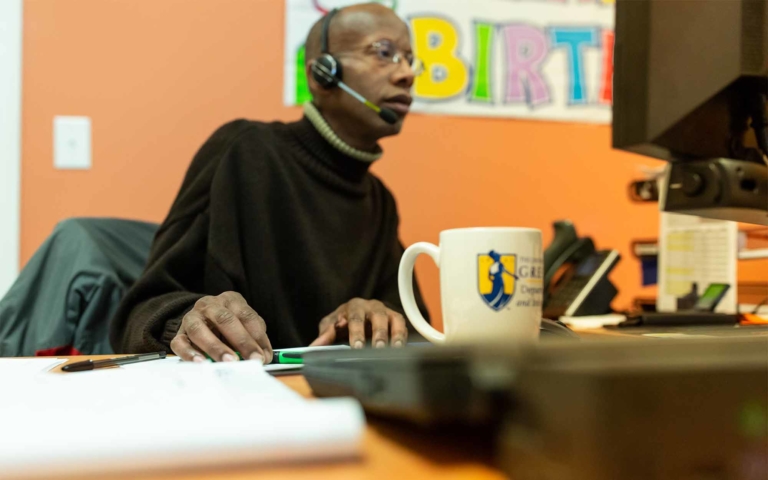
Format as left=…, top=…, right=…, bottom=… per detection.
left=305, top=3, right=408, bottom=64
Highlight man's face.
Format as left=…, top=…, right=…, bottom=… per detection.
left=313, top=11, right=417, bottom=140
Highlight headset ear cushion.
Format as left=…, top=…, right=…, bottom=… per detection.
left=330, top=57, right=343, bottom=83
left=311, top=54, right=343, bottom=89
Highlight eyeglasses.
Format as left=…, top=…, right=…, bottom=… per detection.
left=369, top=40, right=425, bottom=76
left=340, top=39, right=425, bottom=76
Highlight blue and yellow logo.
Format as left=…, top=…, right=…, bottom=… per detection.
left=478, top=251, right=518, bottom=311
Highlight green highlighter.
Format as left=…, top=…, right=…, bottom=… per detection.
left=204, top=351, right=303, bottom=364
left=273, top=352, right=304, bottom=364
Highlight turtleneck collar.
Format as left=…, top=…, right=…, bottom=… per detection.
left=303, top=102, right=384, bottom=163
left=284, top=115, right=375, bottom=188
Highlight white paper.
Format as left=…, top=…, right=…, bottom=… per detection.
left=119, top=357, right=304, bottom=372
left=0, top=358, right=66, bottom=376
left=117, top=345, right=351, bottom=373
left=0, top=361, right=364, bottom=479
left=657, top=213, right=739, bottom=313
left=120, top=356, right=303, bottom=373
left=560, top=314, right=626, bottom=329
left=275, top=345, right=350, bottom=354
left=119, top=356, right=184, bottom=370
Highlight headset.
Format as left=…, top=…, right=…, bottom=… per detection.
left=310, top=8, right=399, bottom=125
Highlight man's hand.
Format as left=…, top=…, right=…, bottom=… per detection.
left=170, top=292, right=273, bottom=364
left=310, top=298, right=408, bottom=349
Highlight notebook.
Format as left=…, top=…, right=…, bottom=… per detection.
left=0, top=360, right=364, bottom=479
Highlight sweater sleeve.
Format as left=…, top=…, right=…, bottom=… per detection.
left=109, top=120, right=251, bottom=353
left=109, top=214, right=211, bottom=353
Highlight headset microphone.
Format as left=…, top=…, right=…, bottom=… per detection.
left=335, top=79, right=399, bottom=125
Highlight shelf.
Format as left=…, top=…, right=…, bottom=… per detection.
left=738, top=249, right=768, bottom=260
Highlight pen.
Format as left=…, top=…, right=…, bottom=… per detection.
left=62, top=351, right=167, bottom=372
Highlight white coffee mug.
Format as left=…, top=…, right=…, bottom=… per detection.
left=399, top=227, right=543, bottom=345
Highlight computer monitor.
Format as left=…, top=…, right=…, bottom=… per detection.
left=612, top=0, right=768, bottom=225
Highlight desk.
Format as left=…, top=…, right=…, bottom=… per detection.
left=49, top=356, right=506, bottom=480
left=45, top=327, right=767, bottom=479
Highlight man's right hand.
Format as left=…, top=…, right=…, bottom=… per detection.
left=170, top=292, right=273, bottom=364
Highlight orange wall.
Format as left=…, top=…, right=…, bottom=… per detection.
left=23, top=0, right=680, bottom=329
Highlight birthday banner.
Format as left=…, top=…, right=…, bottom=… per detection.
left=284, top=0, right=614, bottom=124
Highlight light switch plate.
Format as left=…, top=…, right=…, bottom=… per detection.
left=54, top=116, right=91, bottom=170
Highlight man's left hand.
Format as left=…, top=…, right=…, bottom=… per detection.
left=310, top=298, right=408, bottom=349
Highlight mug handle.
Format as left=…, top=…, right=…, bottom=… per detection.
left=398, top=242, right=445, bottom=344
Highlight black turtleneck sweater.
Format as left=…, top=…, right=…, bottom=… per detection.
left=109, top=116, right=430, bottom=353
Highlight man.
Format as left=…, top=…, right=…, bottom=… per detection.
left=109, top=3, right=430, bottom=363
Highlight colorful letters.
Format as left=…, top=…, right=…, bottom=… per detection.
left=470, top=22, right=495, bottom=103
left=411, top=17, right=469, bottom=100
left=409, top=17, right=612, bottom=108
left=599, top=29, right=614, bottom=104
left=295, top=45, right=312, bottom=104
left=503, top=25, right=550, bottom=106
left=549, top=27, right=599, bottom=104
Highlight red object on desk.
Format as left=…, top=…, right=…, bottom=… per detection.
left=740, top=314, right=768, bottom=325
left=35, top=345, right=83, bottom=357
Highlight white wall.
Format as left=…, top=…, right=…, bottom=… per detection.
left=0, top=0, right=22, bottom=298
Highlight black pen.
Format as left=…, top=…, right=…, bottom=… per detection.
left=62, top=351, right=167, bottom=372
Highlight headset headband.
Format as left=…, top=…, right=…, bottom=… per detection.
left=321, top=8, right=340, bottom=54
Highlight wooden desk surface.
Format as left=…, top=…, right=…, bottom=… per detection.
left=48, top=357, right=505, bottom=480
left=32, top=327, right=765, bottom=479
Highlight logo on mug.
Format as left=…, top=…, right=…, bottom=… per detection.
left=477, top=251, right=518, bottom=311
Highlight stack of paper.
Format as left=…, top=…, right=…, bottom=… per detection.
left=0, top=360, right=364, bottom=479
left=115, top=345, right=351, bottom=374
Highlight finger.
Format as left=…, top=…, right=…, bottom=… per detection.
left=369, top=309, right=390, bottom=348
left=311, top=313, right=339, bottom=346
left=389, top=311, right=408, bottom=348
left=346, top=301, right=367, bottom=349
left=310, top=327, right=337, bottom=346
left=202, top=304, right=265, bottom=362
left=329, top=306, right=349, bottom=329
left=228, top=301, right=272, bottom=363
left=184, top=310, right=238, bottom=362
left=317, top=312, right=337, bottom=335
left=170, top=333, right=206, bottom=363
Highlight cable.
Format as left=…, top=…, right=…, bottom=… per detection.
left=763, top=155, right=768, bottom=224
left=752, top=297, right=768, bottom=314
left=747, top=84, right=768, bottom=157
